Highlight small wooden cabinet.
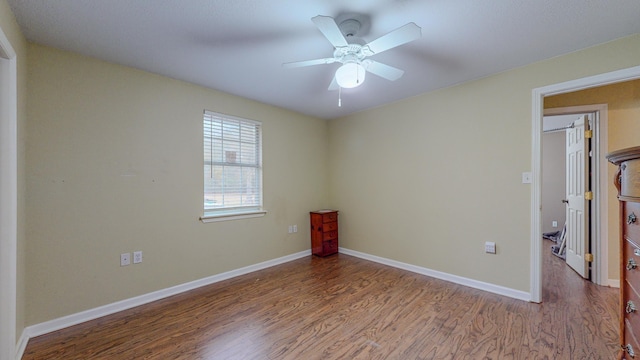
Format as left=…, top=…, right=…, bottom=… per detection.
left=310, top=210, right=339, bottom=256
left=607, top=146, right=640, bottom=359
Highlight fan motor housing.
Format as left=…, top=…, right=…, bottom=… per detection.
left=334, top=43, right=373, bottom=64
left=334, top=12, right=371, bottom=38
left=339, top=19, right=361, bottom=37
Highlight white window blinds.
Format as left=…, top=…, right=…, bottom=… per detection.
left=203, top=111, right=262, bottom=214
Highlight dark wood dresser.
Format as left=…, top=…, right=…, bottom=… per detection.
left=607, top=146, right=640, bottom=359
left=310, top=210, right=338, bottom=256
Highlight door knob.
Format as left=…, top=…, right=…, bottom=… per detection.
left=628, top=258, right=638, bottom=270
left=561, top=199, right=569, bottom=204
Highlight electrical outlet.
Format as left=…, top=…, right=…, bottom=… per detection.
left=120, top=253, right=131, bottom=266
left=133, top=251, right=143, bottom=264
left=293, top=225, right=297, bottom=233
left=485, top=242, right=496, bottom=254
left=288, top=225, right=293, bottom=233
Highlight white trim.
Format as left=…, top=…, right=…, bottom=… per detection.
left=609, top=279, right=621, bottom=288
left=0, top=22, right=16, bottom=59
left=531, top=89, right=543, bottom=303
left=531, top=65, right=640, bottom=303
left=339, top=248, right=531, bottom=302
left=200, top=210, right=267, bottom=223
left=597, top=109, right=610, bottom=287
left=0, top=26, right=18, bottom=360
left=15, top=334, right=29, bottom=360
left=17, top=250, right=311, bottom=349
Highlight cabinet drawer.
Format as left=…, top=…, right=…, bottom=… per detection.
left=625, top=202, right=640, bottom=243
left=624, top=319, right=640, bottom=359
left=323, top=212, right=338, bottom=223
left=625, top=239, right=640, bottom=293
left=324, top=221, right=338, bottom=231
left=323, top=230, right=338, bottom=241
left=625, top=280, right=640, bottom=336
left=323, top=239, right=338, bottom=255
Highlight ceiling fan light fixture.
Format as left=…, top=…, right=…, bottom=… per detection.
left=335, top=62, right=366, bottom=88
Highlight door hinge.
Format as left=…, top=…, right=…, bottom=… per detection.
left=585, top=129, right=593, bottom=139
left=585, top=253, right=594, bottom=262
left=585, top=191, right=593, bottom=200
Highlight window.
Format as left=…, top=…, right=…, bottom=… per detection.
left=202, top=111, right=263, bottom=221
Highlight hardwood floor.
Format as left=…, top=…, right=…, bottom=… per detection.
left=22, top=240, right=619, bottom=359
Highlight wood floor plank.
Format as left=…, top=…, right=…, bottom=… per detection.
left=22, top=240, right=619, bottom=359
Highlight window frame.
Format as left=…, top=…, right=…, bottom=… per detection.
left=200, top=110, right=265, bottom=223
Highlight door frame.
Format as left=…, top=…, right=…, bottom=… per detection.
left=531, top=65, right=640, bottom=303
left=0, top=26, right=18, bottom=360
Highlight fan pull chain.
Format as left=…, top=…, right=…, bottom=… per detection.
left=338, top=86, right=342, bottom=107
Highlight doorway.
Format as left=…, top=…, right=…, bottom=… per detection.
left=0, top=27, right=18, bottom=359
left=530, top=66, right=640, bottom=303
left=542, top=111, right=605, bottom=283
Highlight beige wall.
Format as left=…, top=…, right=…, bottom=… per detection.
left=545, top=79, right=640, bottom=282
left=0, top=0, right=28, bottom=343
left=542, top=131, right=566, bottom=234
left=328, top=34, right=640, bottom=292
left=25, top=44, right=329, bottom=325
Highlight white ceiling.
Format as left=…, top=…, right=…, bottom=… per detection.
left=7, top=0, right=640, bottom=119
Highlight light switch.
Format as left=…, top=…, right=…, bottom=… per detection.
left=522, top=172, right=532, bottom=184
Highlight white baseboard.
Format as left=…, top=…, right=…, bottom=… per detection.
left=16, top=247, right=533, bottom=359
left=338, top=247, right=531, bottom=302
left=608, top=279, right=620, bottom=288
left=15, top=249, right=311, bottom=360
left=14, top=332, right=29, bottom=360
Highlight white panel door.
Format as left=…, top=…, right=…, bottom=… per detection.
left=565, top=115, right=589, bottom=278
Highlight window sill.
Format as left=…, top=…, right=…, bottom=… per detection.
left=200, top=210, right=267, bottom=223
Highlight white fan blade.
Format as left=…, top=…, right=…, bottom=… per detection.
left=328, top=77, right=339, bottom=91
left=365, top=60, right=404, bottom=81
left=283, top=58, right=336, bottom=68
left=365, top=22, right=421, bottom=55
left=312, top=15, right=348, bottom=48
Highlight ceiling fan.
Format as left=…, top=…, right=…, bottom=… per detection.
left=283, top=15, right=422, bottom=90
